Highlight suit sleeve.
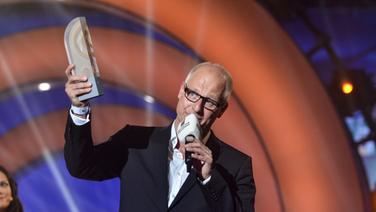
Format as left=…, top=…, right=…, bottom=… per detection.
left=199, top=156, right=256, bottom=212
left=64, top=112, right=130, bottom=180
left=235, top=157, right=256, bottom=212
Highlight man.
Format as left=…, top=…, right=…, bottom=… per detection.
left=64, top=62, right=256, bottom=211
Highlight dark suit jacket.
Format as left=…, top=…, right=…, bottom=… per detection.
left=64, top=115, right=256, bottom=212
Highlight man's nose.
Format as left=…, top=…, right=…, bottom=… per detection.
left=192, top=98, right=205, bottom=112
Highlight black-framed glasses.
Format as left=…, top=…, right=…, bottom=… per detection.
left=184, top=84, right=222, bottom=111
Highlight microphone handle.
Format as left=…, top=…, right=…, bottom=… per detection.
left=185, top=135, right=195, bottom=173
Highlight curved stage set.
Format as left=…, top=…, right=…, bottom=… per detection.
left=0, top=1, right=369, bottom=211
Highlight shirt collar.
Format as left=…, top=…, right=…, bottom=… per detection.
left=170, top=121, right=178, bottom=149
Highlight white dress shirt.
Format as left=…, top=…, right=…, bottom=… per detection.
left=167, top=124, right=190, bottom=206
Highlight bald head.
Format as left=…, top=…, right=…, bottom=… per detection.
left=184, top=62, right=233, bottom=103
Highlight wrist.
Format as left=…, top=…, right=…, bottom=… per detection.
left=199, top=169, right=212, bottom=181
left=198, top=175, right=212, bottom=185
left=70, top=104, right=90, bottom=118
left=73, top=101, right=89, bottom=108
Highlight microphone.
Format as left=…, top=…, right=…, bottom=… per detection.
left=176, top=114, right=201, bottom=172
left=184, top=135, right=195, bottom=172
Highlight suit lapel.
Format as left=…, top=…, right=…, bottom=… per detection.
left=168, top=170, right=197, bottom=208
left=205, top=133, right=221, bottom=162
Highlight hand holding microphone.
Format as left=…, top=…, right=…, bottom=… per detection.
left=177, top=114, right=213, bottom=179
left=177, top=113, right=201, bottom=172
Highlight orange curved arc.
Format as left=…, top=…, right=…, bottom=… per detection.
left=99, top=0, right=368, bottom=211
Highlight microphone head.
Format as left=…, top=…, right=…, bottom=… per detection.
left=177, top=114, right=201, bottom=143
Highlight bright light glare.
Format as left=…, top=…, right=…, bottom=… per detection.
left=341, top=81, right=353, bottom=94
left=38, top=82, right=51, bottom=91
left=358, top=141, right=375, bottom=157
left=0, top=52, right=78, bottom=211
left=144, top=95, right=155, bottom=103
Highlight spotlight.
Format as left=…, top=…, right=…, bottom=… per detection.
left=143, top=95, right=155, bottom=103
left=341, top=81, right=354, bottom=94
left=329, top=69, right=375, bottom=116
left=38, top=82, right=51, bottom=91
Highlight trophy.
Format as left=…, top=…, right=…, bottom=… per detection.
left=64, top=17, right=104, bottom=101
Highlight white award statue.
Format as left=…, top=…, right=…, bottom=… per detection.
left=64, top=17, right=104, bottom=101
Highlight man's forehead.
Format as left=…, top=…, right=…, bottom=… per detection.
left=186, top=69, right=226, bottom=99
left=188, top=67, right=225, bottom=84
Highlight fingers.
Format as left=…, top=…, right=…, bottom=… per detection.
left=64, top=64, right=91, bottom=106
left=185, top=140, right=213, bottom=179
left=65, top=81, right=92, bottom=96
left=69, top=81, right=92, bottom=90
left=65, top=84, right=92, bottom=98
left=185, top=143, right=211, bottom=155
left=66, top=65, right=87, bottom=82
left=185, top=142, right=213, bottom=163
left=65, top=64, right=88, bottom=82
left=65, top=64, right=75, bottom=78
left=65, top=77, right=91, bottom=95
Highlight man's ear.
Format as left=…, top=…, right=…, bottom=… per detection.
left=177, top=83, right=185, bottom=98
left=216, top=102, right=228, bottom=118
